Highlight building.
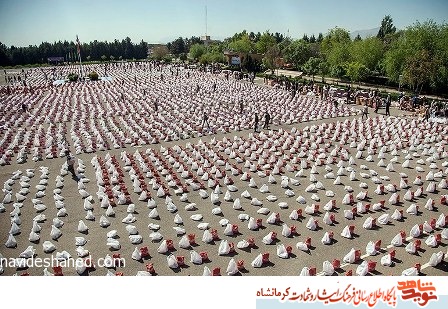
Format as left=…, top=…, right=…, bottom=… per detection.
left=223, top=50, right=264, bottom=66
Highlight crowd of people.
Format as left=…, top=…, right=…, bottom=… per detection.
left=264, top=73, right=448, bottom=122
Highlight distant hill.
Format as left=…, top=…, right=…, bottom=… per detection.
left=350, top=27, right=380, bottom=39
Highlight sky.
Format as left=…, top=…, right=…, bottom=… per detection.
left=0, top=0, right=447, bottom=47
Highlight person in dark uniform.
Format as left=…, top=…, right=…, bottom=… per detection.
left=202, top=111, right=210, bottom=130
left=65, top=149, right=77, bottom=180
left=362, top=103, right=369, bottom=120
left=425, top=106, right=431, bottom=122
left=373, top=97, right=379, bottom=113
left=385, top=94, right=391, bottom=116
left=263, top=111, right=270, bottom=129
left=254, top=113, right=259, bottom=133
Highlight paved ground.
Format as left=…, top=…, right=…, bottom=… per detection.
left=1, top=67, right=447, bottom=277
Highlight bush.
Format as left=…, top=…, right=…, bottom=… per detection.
left=67, top=73, right=79, bottom=82
left=88, top=71, right=99, bottom=81
left=162, top=55, right=172, bottom=63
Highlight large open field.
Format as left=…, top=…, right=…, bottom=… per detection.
left=1, top=64, right=447, bottom=276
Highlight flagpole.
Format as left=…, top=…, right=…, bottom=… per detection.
left=78, top=50, right=83, bottom=78
left=76, top=35, right=83, bottom=78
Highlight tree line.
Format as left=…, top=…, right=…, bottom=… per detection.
left=203, top=16, right=447, bottom=95
left=0, top=37, right=148, bottom=66
left=1, top=15, right=447, bottom=94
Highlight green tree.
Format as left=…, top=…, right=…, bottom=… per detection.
left=319, top=61, right=330, bottom=82
left=383, top=20, right=447, bottom=92
left=151, top=46, right=169, bottom=60
left=317, top=33, right=324, bottom=43
left=189, top=43, right=206, bottom=61
left=199, top=52, right=224, bottom=64
left=168, top=37, right=186, bottom=55
left=382, top=37, right=407, bottom=82
left=274, top=32, right=284, bottom=43
left=433, top=24, right=448, bottom=92
left=377, top=15, right=396, bottom=40
left=0, top=42, right=11, bottom=65
left=162, top=55, right=172, bottom=63
left=283, top=40, right=311, bottom=70
left=322, top=27, right=351, bottom=48
left=242, top=54, right=260, bottom=72
left=403, top=49, right=439, bottom=93
left=326, top=44, right=351, bottom=73
left=199, top=53, right=210, bottom=64
left=321, top=27, right=351, bottom=76
left=331, top=65, right=346, bottom=79
left=350, top=37, right=383, bottom=71
left=255, top=31, right=277, bottom=54
left=263, top=45, right=281, bottom=73
left=228, top=34, right=254, bottom=54
left=184, top=36, right=202, bottom=52
left=303, top=57, right=322, bottom=81
left=346, top=62, right=369, bottom=83
left=179, top=53, right=187, bottom=61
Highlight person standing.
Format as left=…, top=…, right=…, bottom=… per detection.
left=362, top=103, right=369, bottom=120
left=254, top=113, right=259, bottom=133
left=425, top=106, right=431, bottom=121
left=65, top=150, right=77, bottom=179
left=398, top=91, right=404, bottom=103
left=240, top=101, right=244, bottom=114
left=411, top=95, right=417, bottom=109
left=202, top=111, right=210, bottom=131
left=374, top=96, right=380, bottom=113
left=263, top=111, right=270, bottom=130
left=385, top=94, right=391, bottom=116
